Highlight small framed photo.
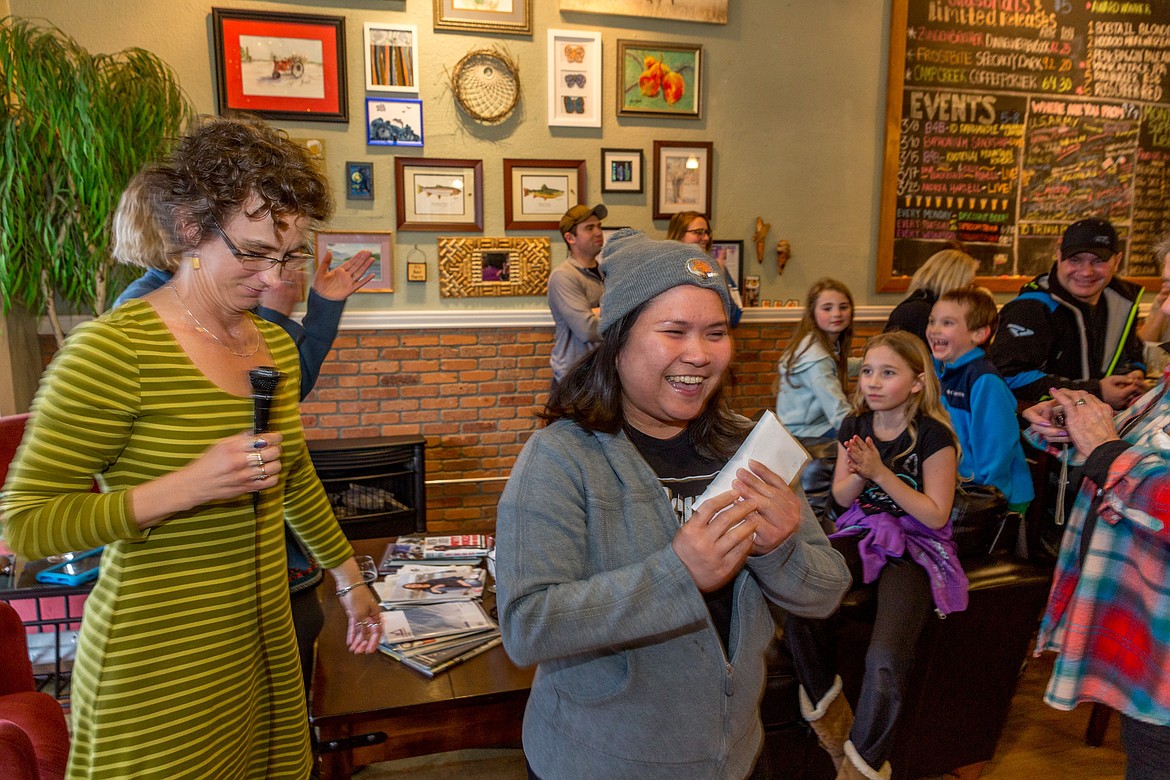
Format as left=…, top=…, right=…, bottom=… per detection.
left=407, top=262, right=428, bottom=282
left=394, top=157, right=484, bottom=232
left=314, top=231, right=394, bottom=293
left=434, top=0, right=532, bottom=35
left=212, top=9, right=348, bottom=123
left=503, top=159, right=586, bottom=230
left=710, top=239, right=743, bottom=291
left=616, top=39, right=702, bottom=119
left=742, top=275, right=760, bottom=308
left=366, top=97, right=423, bottom=146
left=548, top=29, right=601, bottom=128
left=345, top=161, right=373, bottom=201
left=653, top=140, right=713, bottom=220
left=601, top=148, right=643, bottom=193
left=363, top=22, right=419, bottom=94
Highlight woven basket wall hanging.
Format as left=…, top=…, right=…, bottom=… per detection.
left=449, top=47, right=520, bottom=124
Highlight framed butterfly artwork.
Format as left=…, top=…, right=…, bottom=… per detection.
left=547, top=29, right=601, bottom=128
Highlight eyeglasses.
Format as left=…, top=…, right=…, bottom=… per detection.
left=212, top=219, right=314, bottom=272
left=685, top=228, right=712, bottom=237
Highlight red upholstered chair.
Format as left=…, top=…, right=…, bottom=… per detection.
left=0, top=600, right=69, bottom=780
left=0, top=412, right=30, bottom=487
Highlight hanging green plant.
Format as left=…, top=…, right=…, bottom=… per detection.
left=0, top=16, right=193, bottom=346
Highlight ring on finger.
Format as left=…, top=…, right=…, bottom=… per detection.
left=1075, top=398, right=1087, bottom=406
left=254, top=451, right=264, bottom=467
left=254, top=468, right=270, bottom=481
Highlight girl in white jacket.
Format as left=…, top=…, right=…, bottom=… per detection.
left=775, top=278, right=856, bottom=438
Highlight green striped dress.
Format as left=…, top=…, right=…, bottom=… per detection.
left=1, top=301, right=354, bottom=779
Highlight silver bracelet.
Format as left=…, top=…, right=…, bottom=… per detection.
left=335, top=581, right=367, bottom=598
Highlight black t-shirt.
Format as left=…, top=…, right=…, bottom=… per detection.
left=626, top=425, right=744, bottom=654
left=837, top=412, right=954, bottom=516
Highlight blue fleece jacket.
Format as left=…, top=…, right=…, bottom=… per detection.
left=934, top=347, right=1034, bottom=508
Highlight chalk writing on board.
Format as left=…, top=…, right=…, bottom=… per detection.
left=879, top=0, right=1170, bottom=289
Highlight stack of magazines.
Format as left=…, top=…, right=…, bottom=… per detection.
left=379, top=534, right=494, bottom=570
left=374, top=535, right=500, bottom=677
left=376, top=600, right=501, bottom=677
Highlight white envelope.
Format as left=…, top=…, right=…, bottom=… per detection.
left=693, top=411, right=810, bottom=510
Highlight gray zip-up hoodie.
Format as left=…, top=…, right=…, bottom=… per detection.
left=496, top=420, right=851, bottom=779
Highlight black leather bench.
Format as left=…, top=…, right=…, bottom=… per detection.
left=760, top=553, right=1052, bottom=779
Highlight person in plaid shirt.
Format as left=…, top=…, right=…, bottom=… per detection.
left=1023, top=370, right=1170, bottom=779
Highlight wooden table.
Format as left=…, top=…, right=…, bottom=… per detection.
left=309, top=539, right=533, bottom=780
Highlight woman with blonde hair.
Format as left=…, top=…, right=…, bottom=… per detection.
left=885, top=248, right=979, bottom=344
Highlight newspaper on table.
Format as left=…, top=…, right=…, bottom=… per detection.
left=373, top=564, right=486, bottom=605
left=693, top=410, right=810, bottom=515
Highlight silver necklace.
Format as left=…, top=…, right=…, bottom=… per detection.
left=168, top=284, right=259, bottom=358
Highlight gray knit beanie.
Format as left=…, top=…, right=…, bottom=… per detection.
left=598, top=228, right=731, bottom=334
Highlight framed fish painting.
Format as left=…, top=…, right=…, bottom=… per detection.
left=503, top=159, right=586, bottom=231
left=394, top=157, right=484, bottom=232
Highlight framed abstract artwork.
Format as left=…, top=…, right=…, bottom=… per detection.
left=601, top=148, right=643, bottom=193
left=394, top=157, right=484, bottom=232
left=212, top=8, right=348, bottom=123
left=363, top=22, right=419, bottom=94
left=503, top=159, right=586, bottom=230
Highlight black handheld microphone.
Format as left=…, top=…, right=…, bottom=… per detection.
left=249, top=367, right=283, bottom=435
left=249, top=367, right=283, bottom=512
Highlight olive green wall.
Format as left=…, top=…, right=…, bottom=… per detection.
left=10, top=0, right=900, bottom=312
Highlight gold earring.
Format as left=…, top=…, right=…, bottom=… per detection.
left=190, top=256, right=200, bottom=270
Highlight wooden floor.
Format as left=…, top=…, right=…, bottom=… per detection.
left=355, top=648, right=1128, bottom=779
left=973, top=649, right=1125, bottom=779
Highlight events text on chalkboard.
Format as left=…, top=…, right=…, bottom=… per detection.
left=878, top=0, right=1170, bottom=292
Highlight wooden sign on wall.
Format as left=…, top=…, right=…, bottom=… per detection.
left=877, top=0, right=1170, bottom=292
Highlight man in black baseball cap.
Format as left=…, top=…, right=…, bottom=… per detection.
left=547, top=203, right=609, bottom=386
left=990, top=217, right=1147, bottom=558
left=992, top=217, right=1145, bottom=410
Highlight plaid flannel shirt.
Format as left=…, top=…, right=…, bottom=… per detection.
left=1029, top=380, right=1170, bottom=725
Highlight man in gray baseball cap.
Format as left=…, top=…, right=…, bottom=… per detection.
left=547, top=203, right=609, bottom=386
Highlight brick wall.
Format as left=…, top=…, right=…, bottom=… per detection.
left=39, top=318, right=887, bottom=535
left=300, top=319, right=886, bottom=534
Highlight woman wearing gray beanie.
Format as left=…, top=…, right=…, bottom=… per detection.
left=495, top=229, right=850, bottom=779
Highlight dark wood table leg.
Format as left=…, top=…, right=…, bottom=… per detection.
left=315, top=725, right=355, bottom=780
left=1084, top=702, right=1112, bottom=747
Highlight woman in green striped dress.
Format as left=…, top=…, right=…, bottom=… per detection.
left=1, top=117, right=383, bottom=779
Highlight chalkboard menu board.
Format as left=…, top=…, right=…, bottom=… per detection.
left=878, top=0, right=1170, bottom=291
